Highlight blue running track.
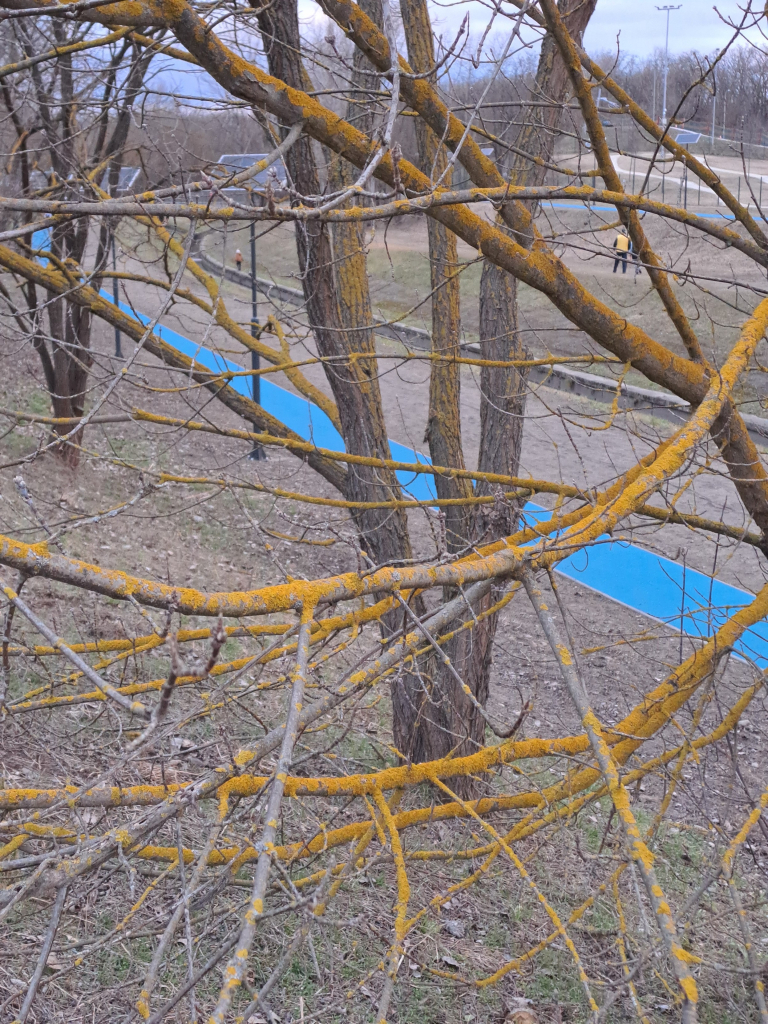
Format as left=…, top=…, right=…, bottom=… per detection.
left=113, top=292, right=768, bottom=669
left=542, top=200, right=740, bottom=220
left=30, top=229, right=768, bottom=665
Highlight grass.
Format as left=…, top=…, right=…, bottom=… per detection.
left=3, top=219, right=768, bottom=1024
left=200, top=212, right=757, bottom=366
left=94, top=937, right=153, bottom=987
left=131, top=206, right=768, bottom=417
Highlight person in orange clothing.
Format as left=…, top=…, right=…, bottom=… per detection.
left=235, top=248, right=243, bottom=273
left=612, top=227, right=630, bottom=274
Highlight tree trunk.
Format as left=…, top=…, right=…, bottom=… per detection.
left=256, top=0, right=413, bottom=570
left=12, top=26, right=154, bottom=466
left=510, top=0, right=598, bottom=187
left=399, top=0, right=473, bottom=555
left=43, top=223, right=93, bottom=464
left=394, top=0, right=481, bottom=779
left=256, top=1, right=433, bottom=762
left=257, top=0, right=596, bottom=778
left=392, top=0, right=596, bottom=786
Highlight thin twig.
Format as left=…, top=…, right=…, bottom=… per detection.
left=16, top=884, right=67, bottom=1023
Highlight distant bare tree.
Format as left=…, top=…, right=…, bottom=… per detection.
left=0, top=22, right=156, bottom=459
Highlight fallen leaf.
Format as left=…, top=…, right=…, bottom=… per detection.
left=441, top=953, right=460, bottom=968
left=442, top=919, right=466, bottom=938
left=136, top=761, right=192, bottom=785
left=504, top=997, right=537, bottom=1024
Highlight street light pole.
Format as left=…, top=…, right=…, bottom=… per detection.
left=653, top=66, right=657, bottom=123
left=656, top=4, right=681, bottom=126
left=111, top=234, right=122, bottom=359
left=711, top=66, right=717, bottom=152
left=248, top=211, right=265, bottom=460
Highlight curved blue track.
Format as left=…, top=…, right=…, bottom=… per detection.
left=542, top=201, right=740, bottom=220
left=30, top=228, right=768, bottom=665
left=117, top=296, right=768, bottom=669
left=106, top=292, right=435, bottom=502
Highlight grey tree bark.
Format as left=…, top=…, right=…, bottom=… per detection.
left=256, top=0, right=414, bottom=569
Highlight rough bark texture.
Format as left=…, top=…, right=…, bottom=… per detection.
left=390, top=0, right=597, bottom=781
left=479, top=1, right=597, bottom=522
left=394, top=0, right=481, bottom=779
left=30, top=23, right=93, bottom=460
left=11, top=24, right=152, bottom=464
left=476, top=0, right=598, bottom=517
left=458, top=0, right=598, bottom=768
left=257, top=0, right=414, bottom=569
left=510, top=0, right=598, bottom=186
left=248, top=0, right=595, bottom=776
left=399, top=0, right=473, bottom=555
left=476, top=258, right=526, bottom=536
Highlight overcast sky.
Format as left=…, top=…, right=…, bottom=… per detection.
left=416, top=0, right=758, bottom=56
left=159, top=0, right=758, bottom=99
left=294, top=0, right=759, bottom=60
left=355, top=0, right=756, bottom=58
left=582, top=0, right=747, bottom=56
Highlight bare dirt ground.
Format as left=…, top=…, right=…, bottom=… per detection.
left=2, top=202, right=768, bottom=1022
left=203, top=196, right=768, bottom=409
left=165, top=214, right=766, bottom=591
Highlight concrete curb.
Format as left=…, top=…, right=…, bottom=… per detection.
left=194, top=239, right=432, bottom=349
left=195, top=239, right=768, bottom=444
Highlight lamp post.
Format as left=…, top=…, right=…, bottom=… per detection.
left=711, top=66, right=717, bottom=152
left=111, top=234, right=122, bottom=359
left=656, top=4, right=681, bottom=125
left=653, top=66, right=657, bottom=123
left=248, top=207, right=265, bottom=460
left=217, top=153, right=288, bottom=461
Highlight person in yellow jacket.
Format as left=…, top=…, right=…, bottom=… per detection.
left=613, top=227, right=630, bottom=274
